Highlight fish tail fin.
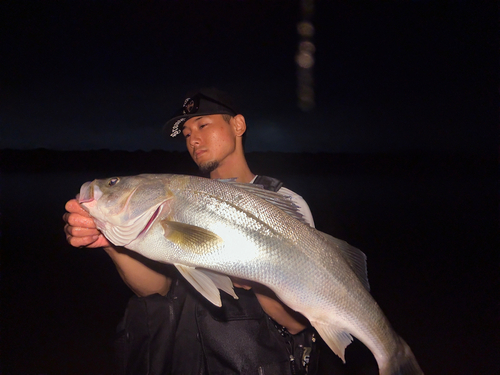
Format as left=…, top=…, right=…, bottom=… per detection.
left=379, top=337, right=424, bottom=375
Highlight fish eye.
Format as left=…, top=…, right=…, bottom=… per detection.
left=108, top=177, right=120, bottom=186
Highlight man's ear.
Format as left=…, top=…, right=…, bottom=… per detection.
left=232, top=114, right=247, bottom=137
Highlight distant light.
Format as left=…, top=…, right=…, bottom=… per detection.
left=296, top=1, right=316, bottom=111
left=296, top=52, right=315, bottom=69
left=297, top=21, right=315, bottom=38
left=299, top=41, right=315, bottom=53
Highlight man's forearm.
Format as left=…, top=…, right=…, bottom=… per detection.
left=103, top=245, right=172, bottom=297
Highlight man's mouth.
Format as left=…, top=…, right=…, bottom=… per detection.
left=194, top=149, right=207, bottom=159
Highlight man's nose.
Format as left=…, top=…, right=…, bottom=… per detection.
left=188, top=130, right=201, bottom=145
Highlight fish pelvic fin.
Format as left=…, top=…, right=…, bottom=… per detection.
left=311, top=320, right=353, bottom=363
left=160, top=220, right=223, bottom=254
left=174, top=265, right=238, bottom=307
left=198, top=268, right=239, bottom=301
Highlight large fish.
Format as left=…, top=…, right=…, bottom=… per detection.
left=78, top=174, right=423, bottom=375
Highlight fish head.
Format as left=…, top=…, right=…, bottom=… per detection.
left=77, top=174, right=174, bottom=246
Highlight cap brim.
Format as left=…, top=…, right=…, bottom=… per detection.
left=164, top=110, right=236, bottom=138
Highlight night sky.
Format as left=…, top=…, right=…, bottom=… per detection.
left=1, top=0, right=496, bottom=153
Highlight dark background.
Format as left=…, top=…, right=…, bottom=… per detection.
left=1, top=1, right=498, bottom=374
left=0, top=0, right=496, bottom=153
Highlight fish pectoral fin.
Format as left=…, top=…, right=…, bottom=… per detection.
left=175, top=264, right=224, bottom=307
left=311, top=320, right=353, bottom=363
left=161, top=220, right=223, bottom=254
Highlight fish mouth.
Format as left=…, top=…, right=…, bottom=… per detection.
left=77, top=181, right=103, bottom=211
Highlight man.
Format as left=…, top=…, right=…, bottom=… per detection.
left=64, top=88, right=334, bottom=374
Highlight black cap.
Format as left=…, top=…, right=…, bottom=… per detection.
left=165, top=88, right=239, bottom=138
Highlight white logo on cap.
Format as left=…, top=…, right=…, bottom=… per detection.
left=182, top=97, right=195, bottom=114
left=170, top=118, right=185, bottom=137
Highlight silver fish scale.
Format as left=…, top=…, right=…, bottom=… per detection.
left=96, top=175, right=381, bottom=324
left=168, top=178, right=367, bottom=313
left=186, top=178, right=303, bottom=241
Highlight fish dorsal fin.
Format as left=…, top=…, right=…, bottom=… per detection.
left=311, top=320, right=353, bottom=363
left=216, top=178, right=237, bottom=183
left=318, top=231, right=370, bottom=292
left=222, top=181, right=308, bottom=225
left=160, top=220, right=223, bottom=254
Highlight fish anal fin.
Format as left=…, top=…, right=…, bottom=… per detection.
left=311, top=320, right=353, bottom=363
left=161, top=220, right=223, bottom=254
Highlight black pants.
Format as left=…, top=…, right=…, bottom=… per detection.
left=114, top=277, right=346, bottom=375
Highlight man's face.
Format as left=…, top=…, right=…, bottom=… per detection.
left=182, top=114, right=237, bottom=174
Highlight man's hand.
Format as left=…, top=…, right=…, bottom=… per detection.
left=63, top=199, right=173, bottom=296
left=231, top=276, right=253, bottom=290
left=63, top=198, right=112, bottom=248
left=231, top=277, right=308, bottom=334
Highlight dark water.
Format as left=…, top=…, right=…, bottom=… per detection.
left=1, top=150, right=498, bottom=374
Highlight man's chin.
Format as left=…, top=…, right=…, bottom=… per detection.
left=199, top=160, right=220, bottom=174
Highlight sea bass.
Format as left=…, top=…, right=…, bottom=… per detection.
left=78, top=174, right=423, bottom=375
